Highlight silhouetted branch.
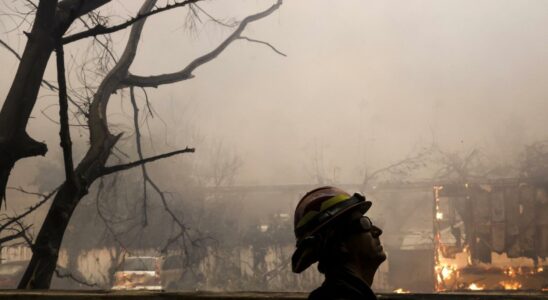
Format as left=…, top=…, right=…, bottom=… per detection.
left=11, top=218, right=33, bottom=247
left=6, top=186, right=45, bottom=198
left=55, top=42, right=76, bottom=184
left=101, top=147, right=195, bottom=176
left=123, top=0, right=283, bottom=88
left=0, top=224, right=31, bottom=245
left=0, top=37, right=87, bottom=117
left=362, top=145, right=433, bottom=190
left=62, top=0, right=201, bottom=44
left=1, top=186, right=59, bottom=233
left=0, top=38, right=22, bottom=60
left=238, top=36, right=287, bottom=57
left=95, top=177, right=131, bottom=256
left=194, top=4, right=237, bottom=28
left=130, top=86, right=193, bottom=249
left=129, top=86, right=148, bottom=226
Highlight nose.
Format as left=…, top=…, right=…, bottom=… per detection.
left=371, top=225, right=383, bottom=237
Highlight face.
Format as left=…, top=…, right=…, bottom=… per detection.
left=343, top=215, right=387, bottom=267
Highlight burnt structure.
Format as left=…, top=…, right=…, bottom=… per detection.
left=434, top=180, right=548, bottom=291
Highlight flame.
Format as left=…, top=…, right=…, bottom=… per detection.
left=393, top=288, right=410, bottom=294
left=499, top=280, right=522, bottom=290
left=468, top=283, right=485, bottom=291
left=432, top=185, right=546, bottom=292
left=441, top=264, right=456, bottom=280
left=436, top=212, right=444, bottom=220
left=435, top=262, right=457, bottom=285
left=504, top=267, right=517, bottom=277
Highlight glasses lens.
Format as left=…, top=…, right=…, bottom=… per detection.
left=360, top=217, right=372, bottom=231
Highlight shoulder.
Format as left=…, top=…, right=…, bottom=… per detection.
left=308, top=282, right=375, bottom=300
left=308, top=285, right=369, bottom=300
left=308, top=285, right=342, bottom=300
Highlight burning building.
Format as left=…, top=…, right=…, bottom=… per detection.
left=433, top=180, right=548, bottom=291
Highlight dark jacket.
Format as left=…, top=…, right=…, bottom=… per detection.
left=308, top=268, right=377, bottom=300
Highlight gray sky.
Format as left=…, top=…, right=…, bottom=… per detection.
left=2, top=0, right=548, bottom=189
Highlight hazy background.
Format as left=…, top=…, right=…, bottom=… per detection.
left=2, top=0, right=548, bottom=192
left=1, top=0, right=548, bottom=291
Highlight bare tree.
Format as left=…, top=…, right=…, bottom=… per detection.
left=0, top=187, right=57, bottom=249
left=432, top=146, right=496, bottom=183
left=359, top=145, right=433, bottom=192
left=0, top=0, right=284, bottom=289
left=0, top=0, right=111, bottom=204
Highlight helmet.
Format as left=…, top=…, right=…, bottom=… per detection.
left=291, top=186, right=371, bottom=273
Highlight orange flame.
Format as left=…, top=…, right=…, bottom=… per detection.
left=468, top=283, right=485, bottom=291
left=504, top=267, right=517, bottom=277
left=499, top=280, right=522, bottom=290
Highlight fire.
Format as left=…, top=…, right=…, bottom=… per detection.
left=440, top=264, right=456, bottom=280
left=436, top=212, right=444, bottom=220
left=499, top=280, right=522, bottom=290
left=435, top=262, right=458, bottom=288
left=432, top=184, right=546, bottom=292
left=504, top=267, right=517, bottom=277
left=393, top=288, right=410, bottom=294
left=468, top=283, right=484, bottom=291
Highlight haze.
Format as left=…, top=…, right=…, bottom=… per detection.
left=2, top=0, right=548, bottom=188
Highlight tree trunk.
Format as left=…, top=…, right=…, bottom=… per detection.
left=18, top=0, right=157, bottom=288
left=0, top=1, right=57, bottom=201
left=0, top=0, right=111, bottom=201
left=17, top=182, right=80, bottom=288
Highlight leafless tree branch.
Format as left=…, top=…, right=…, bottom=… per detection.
left=0, top=222, right=31, bottom=245
left=1, top=186, right=59, bottom=233
left=101, top=147, right=195, bottom=176
left=123, top=0, right=283, bottom=88
left=193, top=4, right=238, bottom=28
left=55, top=42, right=76, bottom=184
left=238, top=36, right=287, bottom=57
left=129, top=86, right=148, bottom=226
left=0, top=38, right=22, bottom=60
left=62, top=0, right=202, bottom=44
left=95, top=177, right=131, bottom=256
left=0, top=37, right=88, bottom=117
left=362, top=145, right=433, bottom=190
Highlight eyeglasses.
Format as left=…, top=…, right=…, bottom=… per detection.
left=346, top=216, right=374, bottom=234
left=297, top=216, right=377, bottom=249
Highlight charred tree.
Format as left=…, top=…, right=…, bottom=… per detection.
left=15, top=0, right=283, bottom=289
left=0, top=0, right=111, bottom=204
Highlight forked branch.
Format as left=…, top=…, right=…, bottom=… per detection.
left=62, top=0, right=201, bottom=44
left=123, top=0, right=284, bottom=88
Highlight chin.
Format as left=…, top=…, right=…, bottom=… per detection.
left=378, top=252, right=387, bottom=262
left=374, top=249, right=387, bottom=264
